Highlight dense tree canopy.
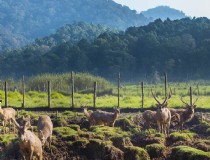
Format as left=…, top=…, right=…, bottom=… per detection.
left=1, top=18, right=210, bottom=81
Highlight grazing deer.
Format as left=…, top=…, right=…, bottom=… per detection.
left=151, top=89, right=172, bottom=136
left=0, top=99, right=16, bottom=133
left=12, top=115, right=43, bottom=160
left=87, top=108, right=120, bottom=127
left=176, top=96, right=199, bottom=130
left=37, top=115, right=53, bottom=149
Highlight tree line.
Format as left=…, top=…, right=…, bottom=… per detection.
left=1, top=18, right=210, bottom=81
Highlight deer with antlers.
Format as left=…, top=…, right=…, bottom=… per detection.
left=151, top=89, right=172, bottom=136
left=176, top=95, right=199, bottom=130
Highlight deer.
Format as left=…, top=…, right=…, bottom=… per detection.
left=88, top=108, right=120, bottom=127
left=0, top=99, right=16, bottom=133
left=81, top=104, right=97, bottom=125
left=12, top=115, right=43, bottom=160
left=151, top=89, right=172, bottom=136
left=37, top=115, right=53, bottom=149
left=176, top=95, right=199, bottom=130
left=142, top=110, right=157, bottom=129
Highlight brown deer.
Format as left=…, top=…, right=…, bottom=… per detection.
left=88, top=108, right=120, bottom=127
left=151, top=89, right=172, bottom=136
left=12, top=115, right=43, bottom=160
left=176, top=96, right=199, bottom=130
left=0, top=99, right=16, bottom=133
left=142, top=110, right=157, bottom=129
left=37, top=115, right=53, bottom=149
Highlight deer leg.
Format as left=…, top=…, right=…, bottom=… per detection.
left=9, top=119, right=11, bottom=133
left=29, top=147, right=34, bottom=160
left=3, top=120, right=6, bottom=133
left=166, top=122, right=170, bottom=136
left=157, top=121, right=161, bottom=133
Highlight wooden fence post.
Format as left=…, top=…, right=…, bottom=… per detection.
left=22, top=75, right=25, bottom=108
left=164, top=72, right=167, bottom=98
left=48, top=81, right=51, bottom=108
left=4, top=81, right=8, bottom=107
left=118, top=72, right=120, bottom=108
left=71, top=71, right=74, bottom=108
left=190, top=86, right=192, bottom=106
left=141, top=82, right=144, bottom=108
left=93, top=81, right=97, bottom=108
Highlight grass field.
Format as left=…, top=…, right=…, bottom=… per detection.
left=1, top=81, right=210, bottom=109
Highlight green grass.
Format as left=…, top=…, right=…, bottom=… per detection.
left=1, top=81, right=210, bottom=108
left=168, top=130, right=197, bottom=142
left=171, top=145, right=210, bottom=160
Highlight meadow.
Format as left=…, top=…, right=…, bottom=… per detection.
left=1, top=80, right=210, bottom=109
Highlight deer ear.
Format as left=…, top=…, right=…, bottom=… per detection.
left=193, top=105, right=197, bottom=108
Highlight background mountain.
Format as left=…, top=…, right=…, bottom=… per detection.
left=0, top=0, right=186, bottom=51
left=1, top=18, right=210, bottom=81
left=141, top=6, right=186, bottom=20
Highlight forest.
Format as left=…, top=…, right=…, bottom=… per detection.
left=1, top=18, right=210, bottom=81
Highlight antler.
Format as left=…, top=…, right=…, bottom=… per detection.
left=193, top=92, right=199, bottom=106
left=162, top=88, right=172, bottom=105
left=180, top=96, right=189, bottom=105
left=151, top=89, right=161, bottom=104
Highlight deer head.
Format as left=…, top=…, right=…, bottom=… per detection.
left=180, top=95, right=198, bottom=114
left=151, top=88, right=172, bottom=111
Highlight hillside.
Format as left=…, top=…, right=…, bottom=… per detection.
left=0, top=0, right=188, bottom=51
left=1, top=18, right=210, bottom=81
left=142, top=6, right=186, bottom=20
left=0, top=0, right=149, bottom=51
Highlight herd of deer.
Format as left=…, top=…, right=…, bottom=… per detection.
left=82, top=89, right=198, bottom=137
left=0, top=99, right=53, bottom=160
left=0, top=88, right=198, bottom=160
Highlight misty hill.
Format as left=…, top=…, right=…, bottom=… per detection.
left=0, top=1, right=189, bottom=52
left=1, top=17, right=210, bottom=81
left=0, top=0, right=149, bottom=51
left=142, top=6, right=186, bottom=20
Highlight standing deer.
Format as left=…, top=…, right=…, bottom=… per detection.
left=176, top=96, right=199, bottom=130
left=12, top=115, right=43, bottom=160
left=142, top=110, right=157, bottom=129
left=0, top=99, right=16, bottom=133
left=37, top=115, right=53, bottom=149
left=151, top=89, right=172, bottom=136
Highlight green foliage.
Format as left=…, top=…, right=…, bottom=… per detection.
left=0, top=134, right=18, bottom=147
left=124, top=146, right=150, bottom=160
left=2, top=18, right=210, bottom=80
left=27, top=72, right=113, bottom=94
left=146, top=143, right=166, bottom=158
left=170, top=146, right=210, bottom=160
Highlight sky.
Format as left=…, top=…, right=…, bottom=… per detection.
left=113, top=0, right=210, bottom=18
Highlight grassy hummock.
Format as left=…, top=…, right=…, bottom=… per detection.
left=170, top=145, right=210, bottom=160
